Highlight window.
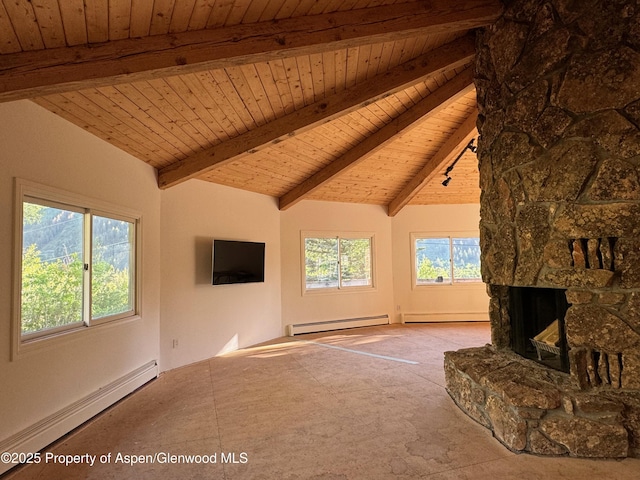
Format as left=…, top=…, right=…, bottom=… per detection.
left=303, top=233, right=374, bottom=292
left=412, top=235, right=481, bottom=286
left=14, top=180, right=139, bottom=350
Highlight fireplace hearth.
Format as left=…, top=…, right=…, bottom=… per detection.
left=444, top=0, right=640, bottom=458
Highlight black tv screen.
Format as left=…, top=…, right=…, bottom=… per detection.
left=212, top=239, right=265, bottom=285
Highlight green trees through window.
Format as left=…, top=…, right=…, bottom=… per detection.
left=304, top=237, right=339, bottom=289
left=92, top=216, right=134, bottom=319
left=416, top=238, right=451, bottom=283
left=20, top=198, right=136, bottom=338
left=415, top=236, right=481, bottom=285
left=304, top=235, right=373, bottom=291
left=21, top=203, right=83, bottom=334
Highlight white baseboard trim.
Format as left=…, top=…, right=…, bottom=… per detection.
left=401, top=312, right=489, bottom=323
left=287, top=314, right=390, bottom=336
left=0, top=360, right=158, bottom=475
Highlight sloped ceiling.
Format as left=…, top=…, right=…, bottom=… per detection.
left=0, top=0, right=503, bottom=215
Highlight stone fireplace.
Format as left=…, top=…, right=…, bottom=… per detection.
left=444, top=0, right=640, bottom=458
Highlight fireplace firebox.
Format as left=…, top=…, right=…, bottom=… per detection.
left=509, top=287, right=570, bottom=373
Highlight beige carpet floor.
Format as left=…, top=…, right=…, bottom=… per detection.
left=5, top=322, right=640, bottom=479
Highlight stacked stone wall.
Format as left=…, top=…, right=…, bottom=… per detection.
left=477, top=0, right=640, bottom=386
left=444, top=0, right=640, bottom=458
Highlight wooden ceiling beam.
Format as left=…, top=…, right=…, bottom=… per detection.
left=157, top=35, right=476, bottom=189
left=387, top=108, right=479, bottom=217
left=278, top=68, right=475, bottom=211
left=0, top=0, right=502, bottom=102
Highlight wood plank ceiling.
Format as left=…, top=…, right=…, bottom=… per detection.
left=0, top=0, right=503, bottom=215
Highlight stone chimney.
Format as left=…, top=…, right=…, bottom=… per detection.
left=445, top=0, right=640, bottom=458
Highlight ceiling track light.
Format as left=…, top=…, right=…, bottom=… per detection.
left=442, top=137, right=477, bottom=187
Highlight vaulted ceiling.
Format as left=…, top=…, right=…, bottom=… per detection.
left=0, top=0, right=503, bottom=215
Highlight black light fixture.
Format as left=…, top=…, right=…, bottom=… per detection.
left=442, top=138, right=477, bottom=187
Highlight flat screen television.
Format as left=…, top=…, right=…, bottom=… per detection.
left=212, top=239, right=265, bottom=285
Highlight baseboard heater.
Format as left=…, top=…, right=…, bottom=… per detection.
left=0, top=360, right=158, bottom=476
left=287, top=314, right=389, bottom=336
left=401, top=312, right=489, bottom=323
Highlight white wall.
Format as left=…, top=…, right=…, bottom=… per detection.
left=0, top=99, right=487, bottom=451
left=392, top=204, right=489, bottom=322
left=0, top=101, right=161, bottom=442
left=160, top=181, right=282, bottom=371
left=280, top=201, right=394, bottom=328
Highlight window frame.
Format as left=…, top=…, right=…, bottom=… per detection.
left=411, top=232, right=482, bottom=289
left=89, top=209, right=138, bottom=326
left=12, top=178, right=142, bottom=359
left=301, top=231, right=376, bottom=295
